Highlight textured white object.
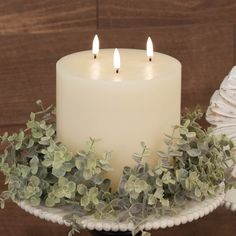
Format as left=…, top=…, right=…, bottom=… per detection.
left=206, top=65, right=236, bottom=211
left=16, top=191, right=224, bottom=232
left=206, top=66, right=236, bottom=130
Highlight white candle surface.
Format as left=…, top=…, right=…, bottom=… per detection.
left=56, top=49, right=181, bottom=189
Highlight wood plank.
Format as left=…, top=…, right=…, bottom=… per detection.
left=0, top=124, right=24, bottom=135
left=0, top=0, right=96, bottom=34
left=0, top=31, right=95, bottom=127
left=234, top=25, right=236, bottom=64
left=98, top=0, right=236, bottom=28
left=0, top=201, right=75, bottom=236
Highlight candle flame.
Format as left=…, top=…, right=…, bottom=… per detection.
left=146, top=37, right=153, bottom=60
left=92, top=34, right=99, bottom=57
left=113, top=48, right=120, bottom=73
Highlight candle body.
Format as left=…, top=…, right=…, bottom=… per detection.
left=56, top=49, right=181, bottom=189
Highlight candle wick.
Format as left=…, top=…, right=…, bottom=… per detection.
left=116, top=69, right=119, bottom=74
left=149, top=57, right=152, bottom=62
left=94, top=54, right=97, bottom=59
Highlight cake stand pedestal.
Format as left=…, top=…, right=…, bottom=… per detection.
left=16, top=190, right=224, bottom=236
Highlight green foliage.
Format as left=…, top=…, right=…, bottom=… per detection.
left=0, top=101, right=112, bottom=211
left=0, top=102, right=235, bottom=236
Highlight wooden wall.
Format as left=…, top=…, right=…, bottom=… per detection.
left=0, top=1, right=236, bottom=235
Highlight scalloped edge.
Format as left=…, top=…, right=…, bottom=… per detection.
left=16, top=192, right=224, bottom=232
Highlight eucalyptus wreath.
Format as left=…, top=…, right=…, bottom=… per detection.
left=0, top=101, right=235, bottom=236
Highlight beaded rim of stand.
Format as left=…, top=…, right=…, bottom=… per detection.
left=17, top=191, right=224, bottom=232
left=223, top=189, right=236, bottom=212
left=224, top=200, right=236, bottom=211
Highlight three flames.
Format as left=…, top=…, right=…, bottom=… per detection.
left=92, top=34, right=154, bottom=73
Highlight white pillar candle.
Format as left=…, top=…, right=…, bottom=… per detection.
left=56, top=49, right=181, bottom=189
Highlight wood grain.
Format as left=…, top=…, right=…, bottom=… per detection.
left=0, top=201, right=73, bottom=236
left=0, top=0, right=96, bottom=34
left=98, top=0, right=236, bottom=28
left=234, top=25, right=236, bottom=64
left=0, top=31, right=95, bottom=127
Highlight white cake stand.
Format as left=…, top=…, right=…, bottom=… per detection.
left=16, top=191, right=224, bottom=235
